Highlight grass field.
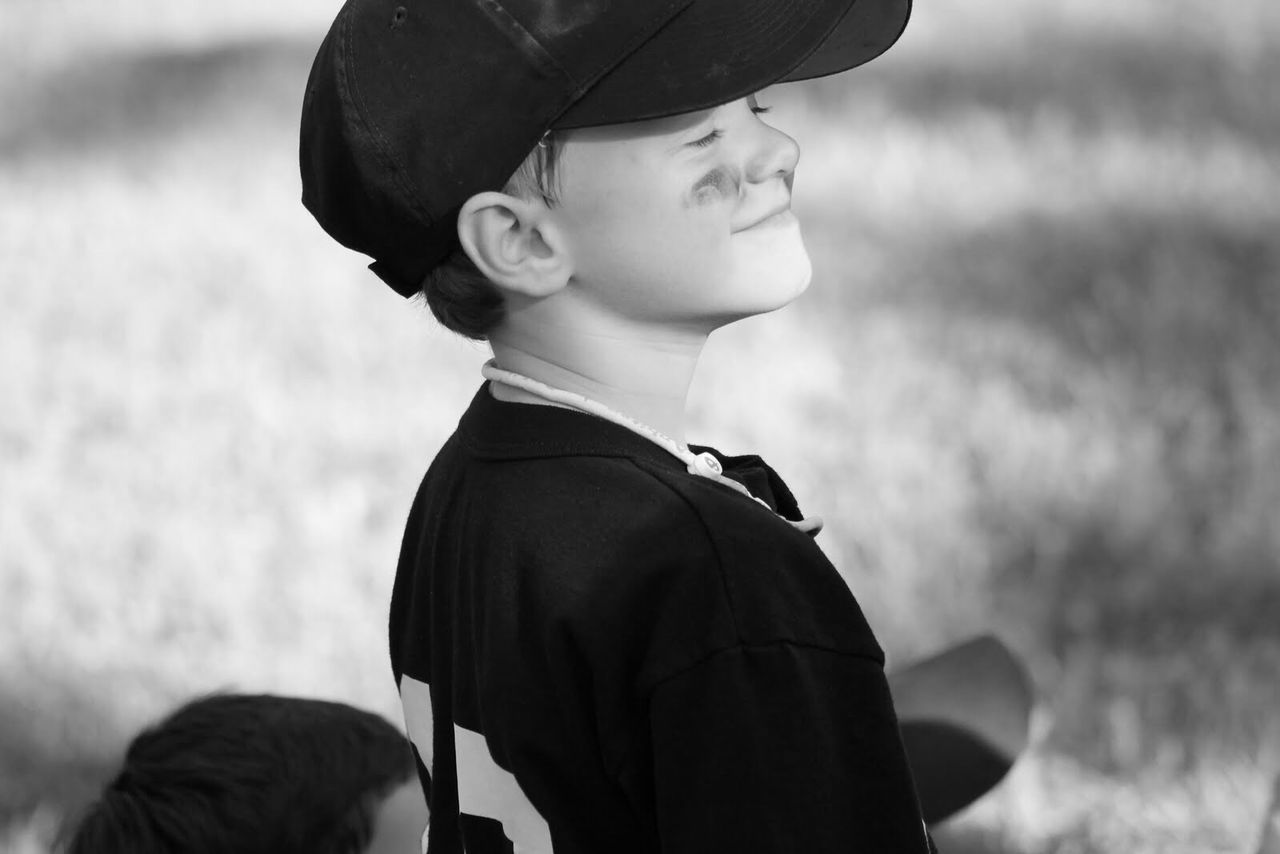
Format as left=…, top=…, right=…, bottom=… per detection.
left=2, top=1, right=1278, bottom=851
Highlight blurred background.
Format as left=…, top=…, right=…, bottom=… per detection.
left=2, top=0, right=1277, bottom=851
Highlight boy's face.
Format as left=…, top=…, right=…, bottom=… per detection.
left=550, top=94, right=810, bottom=330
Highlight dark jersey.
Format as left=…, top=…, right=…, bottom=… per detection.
left=389, top=384, right=933, bottom=853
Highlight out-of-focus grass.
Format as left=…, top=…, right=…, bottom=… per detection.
left=3, top=0, right=1278, bottom=851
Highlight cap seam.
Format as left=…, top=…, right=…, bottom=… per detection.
left=556, top=1, right=695, bottom=113
left=472, top=0, right=573, bottom=84
left=553, top=0, right=861, bottom=129
left=341, top=7, right=436, bottom=235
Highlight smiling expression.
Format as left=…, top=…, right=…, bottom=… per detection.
left=546, top=94, right=812, bottom=332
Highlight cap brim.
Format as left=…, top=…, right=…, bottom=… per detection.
left=782, top=0, right=911, bottom=82
left=553, top=0, right=911, bottom=129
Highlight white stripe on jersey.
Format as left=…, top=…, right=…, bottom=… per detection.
left=400, top=674, right=553, bottom=853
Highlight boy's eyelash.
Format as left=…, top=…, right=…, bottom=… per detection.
left=690, top=129, right=723, bottom=148
left=689, top=106, right=770, bottom=148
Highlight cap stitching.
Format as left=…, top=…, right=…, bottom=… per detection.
left=552, top=0, right=868, bottom=129
left=562, top=0, right=694, bottom=104
left=472, top=0, right=572, bottom=84
left=340, top=6, right=437, bottom=235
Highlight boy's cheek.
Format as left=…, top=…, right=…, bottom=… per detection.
left=686, top=166, right=740, bottom=209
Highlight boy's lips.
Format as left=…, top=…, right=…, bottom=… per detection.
left=734, top=204, right=795, bottom=232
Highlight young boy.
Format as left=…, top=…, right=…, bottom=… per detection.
left=63, top=693, right=427, bottom=854
left=300, top=1, right=931, bottom=851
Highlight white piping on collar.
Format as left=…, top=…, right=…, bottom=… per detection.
left=481, top=359, right=822, bottom=536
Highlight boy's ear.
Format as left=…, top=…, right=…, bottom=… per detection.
left=456, top=192, right=571, bottom=299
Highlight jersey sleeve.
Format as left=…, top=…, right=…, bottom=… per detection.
left=647, top=640, right=932, bottom=853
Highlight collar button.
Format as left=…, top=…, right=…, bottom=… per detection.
left=693, top=452, right=723, bottom=476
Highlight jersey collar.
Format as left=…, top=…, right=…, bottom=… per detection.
left=458, top=383, right=804, bottom=520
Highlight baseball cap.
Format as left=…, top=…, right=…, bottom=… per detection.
left=300, top=0, right=912, bottom=297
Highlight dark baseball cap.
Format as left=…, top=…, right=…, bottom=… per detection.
left=300, top=0, right=912, bottom=297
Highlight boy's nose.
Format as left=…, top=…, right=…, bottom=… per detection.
left=745, top=125, right=800, bottom=186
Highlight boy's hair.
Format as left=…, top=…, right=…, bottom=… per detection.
left=63, top=693, right=415, bottom=854
left=420, top=133, right=563, bottom=340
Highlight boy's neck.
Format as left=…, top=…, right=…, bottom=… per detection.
left=487, top=323, right=706, bottom=446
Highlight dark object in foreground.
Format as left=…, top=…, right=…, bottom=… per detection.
left=888, top=635, right=1035, bottom=824
left=900, top=719, right=1015, bottom=825
left=63, top=693, right=425, bottom=854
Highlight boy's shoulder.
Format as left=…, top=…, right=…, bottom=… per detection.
left=420, top=384, right=802, bottom=552
left=404, top=385, right=882, bottom=669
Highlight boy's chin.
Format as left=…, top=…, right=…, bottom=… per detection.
left=745, top=253, right=814, bottom=310
left=736, top=231, right=812, bottom=300
left=708, top=261, right=813, bottom=328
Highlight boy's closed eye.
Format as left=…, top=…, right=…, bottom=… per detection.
left=686, top=103, right=773, bottom=148
left=689, top=129, right=723, bottom=148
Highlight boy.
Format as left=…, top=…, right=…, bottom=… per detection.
left=300, top=1, right=931, bottom=851
left=63, top=693, right=427, bottom=854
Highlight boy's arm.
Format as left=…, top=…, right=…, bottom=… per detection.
left=647, top=640, right=934, bottom=853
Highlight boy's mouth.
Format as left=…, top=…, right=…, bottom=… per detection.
left=734, top=204, right=795, bottom=232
